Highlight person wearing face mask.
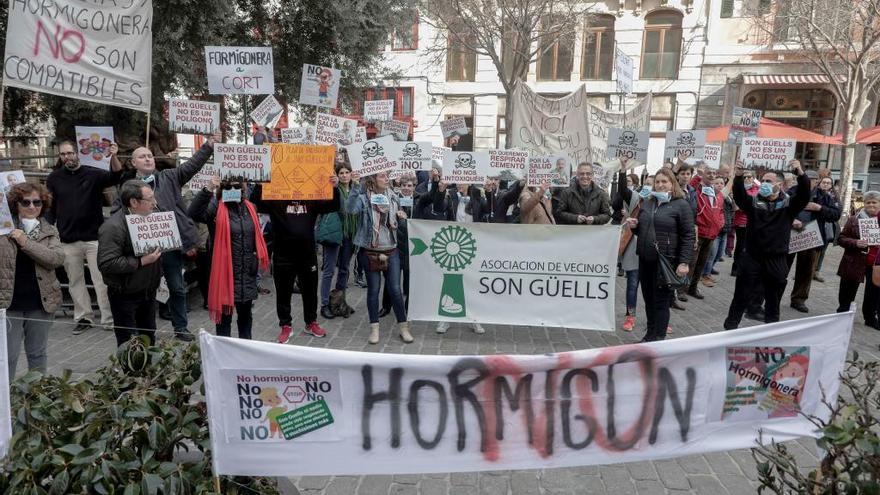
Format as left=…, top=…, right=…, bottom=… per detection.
left=685, top=167, right=725, bottom=297
left=117, top=130, right=222, bottom=342
left=723, top=160, right=810, bottom=330
left=380, top=174, right=418, bottom=317
left=1, top=183, right=65, bottom=376
left=46, top=140, right=123, bottom=335
left=187, top=176, right=270, bottom=340
left=555, top=163, right=612, bottom=225
left=624, top=168, right=695, bottom=342
left=813, top=176, right=840, bottom=280
left=702, top=177, right=733, bottom=280
left=616, top=165, right=647, bottom=332
left=837, top=190, right=880, bottom=327
left=318, top=163, right=359, bottom=320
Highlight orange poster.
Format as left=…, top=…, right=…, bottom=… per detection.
left=262, top=144, right=335, bottom=200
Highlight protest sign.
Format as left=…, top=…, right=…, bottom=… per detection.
left=168, top=99, right=220, bottom=135
left=344, top=136, right=399, bottom=177
left=859, top=217, right=880, bottom=246
left=740, top=138, right=796, bottom=170
left=201, top=309, right=852, bottom=476
left=0, top=192, right=12, bottom=235
left=377, top=120, right=411, bottom=141
left=432, top=146, right=450, bottom=165
left=75, top=126, right=114, bottom=170
left=126, top=212, right=183, bottom=256
left=185, top=163, right=219, bottom=191
left=281, top=127, right=314, bottom=144
left=3, top=0, right=153, bottom=112
left=214, top=144, right=272, bottom=182
left=440, top=117, right=469, bottom=139
left=0, top=171, right=25, bottom=193
left=488, top=150, right=529, bottom=180
left=664, top=130, right=706, bottom=163
left=789, top=221, right=824, bottom=253
left=703, top=144, right=722, bottom=169
left=389, top=142, right=433, bottom=179
left=205, top=46, right=274, bottom=95
left=728, top=107, right=762, bottom=144
left=315, top=114, right=358, bottom=147
left=606, top=128, right=649, bottom=163
left=299, top=64, right=341, bottom=108
left=442, top=151, right=491, bottom=184
left=250, top=95, right=285, bottom=128
left=354, top=127, right=367, bottom=144
left=0, top=311, right=10, bottom=460
left=262, top=144, right=335, bottom=201
left=363, top=99, right=394, bottom=123
left=527, top=155, right=571, bottom=188
left=614, top=47, right=633, bottom=95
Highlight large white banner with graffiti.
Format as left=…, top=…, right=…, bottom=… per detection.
left=408, top=221, right=617, bottom=330
left=201, top=312, right=852, bottom=476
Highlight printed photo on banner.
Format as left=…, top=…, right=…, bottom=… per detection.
left=527, top=155, right=570, bottom=188
left=722, top=346, right=810, bottom=421
left=440, top=150, right=490, bottom=184
left=440, top=117, right=469, bottom=139
left=664, top=130, right=706, bottom=163
left=3, top=0, right=153, bottom=112
left=859, top=217, right=880, bottom=245
left=0, top=192, right=13, bottom=235
left=214, top=144, right=272, bottom=182
left=299, top=64, right=341, bottom=108
left=377, top=120, right=410, bottom=141
left=740, top=138, right=796, bottom=170
left=262, top=144, right=335, bottom=201
left=363, top=99, right=394, bottom=123
left=185, top=163, right=219, bottom=191
left=728, top=107, right=762, bottom=144
left=205, top=46, right=275, bottom=95
left=789, top=221, right=824, bottom=253
left=389, top=142, right=432, bottom=179
left=606, top=128, right=649, bottom=163
left=168, top=99, right=221, bottom=135
left=250, top=95, right=285, bottom=128
left=344, top=136, right=399, bottom=177
left=0, top=171, right=25, bottom=193
left=315, top=113, right=358, bottom=147
left=75, top=126, right=114, bottom=170
left=488, top=150, right=529, bottom=180
left=126, top=211, right=183, bottom=256
left=702, top=144, right=722, bottom=169
left=281, top=127, right=315, bottom=144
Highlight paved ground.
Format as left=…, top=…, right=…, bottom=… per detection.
left=15, top=245, right=880, bottom=494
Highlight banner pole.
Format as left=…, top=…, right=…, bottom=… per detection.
left=145, top=111, right=151, bottom=148
left=0, top=84, right=7, bottom=141
left=213, top=475, right=221, bottom=493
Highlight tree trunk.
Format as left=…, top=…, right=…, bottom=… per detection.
left=839, top=118, right=858, bottom=219
left=504, top=87, right=515, bottom=150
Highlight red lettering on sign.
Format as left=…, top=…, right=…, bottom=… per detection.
left=34, top=20, right=85, bottom=63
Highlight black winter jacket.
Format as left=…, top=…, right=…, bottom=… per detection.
left=733, top=172, right=811, bottom=256
left=788, top=185, right=841, bottom=244
left=554, top=183, right=612, bottom=225
left=634, top=197, right=696, bottom=266
left=252, top=184, right=339, bottom=250
left=97, top=209, right=162, bottom=294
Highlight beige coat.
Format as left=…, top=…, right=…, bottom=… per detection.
left=519, top=189, right=556, bottom=224
left=0, top=218, right=65, bottom=313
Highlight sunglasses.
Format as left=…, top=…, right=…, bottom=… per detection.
left=18, top=199, right=43, bottom=207
left=222, top=184, right=243, bottom=190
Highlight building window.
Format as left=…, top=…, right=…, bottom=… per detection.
left=646, top=94, right=676, bottom=133
left=537, top=17, right=575, bottom=81
left=446, top=24, right=477, bottom=82
left=720, top=0, right=734, bottom=18
left=641, top=10, right=682, bottom=79
left=581, top=15, right=615, bottom=80
left=391, top=11, right=418, bottom=50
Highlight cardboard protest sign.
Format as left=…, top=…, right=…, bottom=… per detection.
left=789, top=221, right=824, bottom=253
left=315, top=114, right=358, bottom=147
left=442, top=150, right=490, bottom=184
left=126, top=211, right=183, bottom=256
left=606, top=128, right=649, bottom=163
left=214, top=144, right=272, bottom=182
left=440, top=117, right=469, bottom=139
left=664, top=130, right=706, bottom=163
left=169, top=99, right=220, bottom=135
left=0, top=171, right=25, bottom=193
left=354, top=127, right=367, bottom=144
left=250, top=95, right=285, bottom=128
left=615, top=47, right=634, bottom=95
left=205, top=46, right=274, bottom=95
left=377, top=120, right=410, bottom=141
left=389, top=142, right=433, bottom=179
left=488, top=149, right=529, bottom=180
left=728, top=107, right=762, bottom=144
left=527, top=155, right=571, bottom=188
left=703, top=144, right=722, bottom=169
left=740, top=138, right=796, bottom=170
left=344, top=136, right=399, bottom=177
left=859, top=217, right=880, bottom=246
left=432, top=146, right=450, bottom=164
left=281, top=127, right=314, bottom=144
left=262, top=144, right=335, bottom=201
left=299, top=64, right=341, bottom=108
left=75, top=127, right=114, bottom=170
left=185, top=163, right=219, bottom=191
left=0, top=192, right=12, bottom=235
left=3, top=1, right=153, bottom=112
left=363, top=100, right=394, bottom=123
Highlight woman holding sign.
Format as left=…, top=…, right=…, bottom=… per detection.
left=837, top=190, right=880, bottom=327
left=346, top=172, right=410, bottom=345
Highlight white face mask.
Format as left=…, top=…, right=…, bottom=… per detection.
left=20, top=218, right=39, bottom=234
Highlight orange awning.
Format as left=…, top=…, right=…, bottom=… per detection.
left=830, top=125, right=880, bottom=144
left=705, top=118, right=843, bottom=145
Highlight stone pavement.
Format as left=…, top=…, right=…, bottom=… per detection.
left=14, top=246, right=880, bottom=494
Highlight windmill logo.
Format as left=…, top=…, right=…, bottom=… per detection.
left=411, top=225, right=477, bottom=318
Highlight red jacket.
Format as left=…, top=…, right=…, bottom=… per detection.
left=690, top=176, right=724, bottom=240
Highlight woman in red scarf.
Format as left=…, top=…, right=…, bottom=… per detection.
left=188, top=176, right=269, bottom=339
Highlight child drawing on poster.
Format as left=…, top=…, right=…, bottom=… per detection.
left=260, top=387, right=287, bottom=439
left=79, top=134, right=113, bottom=163
left=310, top=68, right=335, bottom=106
left=758, top=354, right=809, bottom=417
left=722, top=346, right=810, bottom=421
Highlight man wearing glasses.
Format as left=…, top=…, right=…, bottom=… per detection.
left=554, top=162, right=612, bottom=226
left=46, top=140, right=123, bottom=335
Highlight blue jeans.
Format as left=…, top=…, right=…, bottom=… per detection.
left=320, top=239, right=354, bottom=306
left=161, top=250, right=187, bottom=331
left=704, top=233, right=728, bottom=276
left=625, top=269, right=639, bottom=312
left=359, top=250, right=406, bottom=324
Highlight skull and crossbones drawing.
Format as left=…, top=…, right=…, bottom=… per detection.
left=361, top=140, right=384, bottom=159
left=455, top=153, right=476, bottom=169
left=677, top=132, right=695, bottom=146
left=619, top=131, right=637, bottom=146
left=403, top=143, right=421, bottom=157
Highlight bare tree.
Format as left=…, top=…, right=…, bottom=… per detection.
left=419, top=0, right=592, bottom=147
left=750, top=0, right=880, bottom=215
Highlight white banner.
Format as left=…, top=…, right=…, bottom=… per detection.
left=607, top=128, right=649, bottom=163
left=344, top=136, right=399, bottom=177
left=859, top=217, right=880, bottom=246
left=527, top=155, right=571, bottom=188
left=488, top=150, right=529, bottom=180
left=75, top=126, right=114, bottom=170
left=740, top=138, right=796, bottom=171
left=214, top=144, right=272, bottom=182
left=250, top=95, right=284, bottom=128
left=703, top=144, right=722, bottom=169
left=205, top=47, right=274, bottom=95
left=729, top=107, right=762, bottom=144
left=281, top=126, right=315, bottom=144
left=201, top=311, right=852, bottom=476
left=126, top=211, right=183, bottom=256
left=442, top=151, right=490, bottom=184
left=3, top=0, right=153, bottom=112
left=408, top=221, right=616, bottom=329
left=169, top=99, right=220, bottom=135
left=364, top=99, right=394, bottom=123
left=315, top=113, right=357, bottom=147
left=789, top=221, right=824, bottom=254
left=0, top=310, right=9, bottom=460
left=299, top=64, right=341, bottom=108
left=664, top=130, right=706, bottom=163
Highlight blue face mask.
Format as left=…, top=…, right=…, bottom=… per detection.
left=222, top=188, right=241, bottom=203
left=652, top=191, right=670, bottom=203
left=639, top=186, right=652, bottom=199
left=759, top=182, right=774, bottom=198
left=702, top=186, right=716, bottom=198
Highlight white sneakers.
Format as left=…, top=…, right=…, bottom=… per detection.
left=436, top=321, right=485, bottom=334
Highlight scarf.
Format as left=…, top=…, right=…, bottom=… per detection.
left=19, top=217, right=41, bottom=240
left=369, top=191, right=397, bottom=248
left=208, top=200, right=270, bottom=324
left=338, top=185, right=358, bottom=239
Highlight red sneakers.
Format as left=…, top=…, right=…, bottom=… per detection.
left=305, top=321, right=327, bottom=338
left=622, top=315, right=635, bottom=332
left=277, top=325, right=292, bottom=344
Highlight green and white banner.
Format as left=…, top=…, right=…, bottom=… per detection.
left=407, top=221, right=618, bottom=331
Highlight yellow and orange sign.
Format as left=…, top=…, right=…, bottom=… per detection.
left=262, top=144, right=335, bottom=200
